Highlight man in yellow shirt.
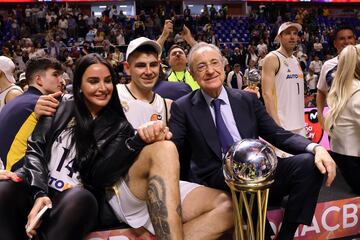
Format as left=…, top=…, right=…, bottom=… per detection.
left=157, top=19, right=199, bottom=90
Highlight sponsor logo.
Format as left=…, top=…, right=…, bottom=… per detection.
left=286, top=73, right=304, bottom=79
left=48, top=176, right=74, bottom=191
left=150, top=114, right=162, bottom=121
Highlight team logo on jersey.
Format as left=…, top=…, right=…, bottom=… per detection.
left=121, top=100, right=129, bottom=112
left=150, top=114, right=162, bottom=121
left=283, top=61, right=289, bottom=67
left=287, top=69, right=291, bottom=72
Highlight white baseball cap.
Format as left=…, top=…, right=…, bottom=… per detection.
left=19, top=72, right=26, bottom=81
left=0, top=56, right=16, bottom=83
left=126, top=37, right=162, bottom=61
left=277, top=22, right=302, bottom=37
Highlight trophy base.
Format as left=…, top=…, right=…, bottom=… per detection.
left=225, top=180, right=272, bottom=240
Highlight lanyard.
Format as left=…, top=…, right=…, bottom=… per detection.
left=172, top=70, right=186, bottom=83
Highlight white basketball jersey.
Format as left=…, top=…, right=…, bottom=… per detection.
left=117, top=84, right=167, bottom=129
left=0, top=84, right=23, bottom=112
left=272, top=51, right=305, bottom=131
left=48, top=119, right=81, bottom=191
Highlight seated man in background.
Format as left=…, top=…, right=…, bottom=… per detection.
left=169, top=42, right=336, bottom=239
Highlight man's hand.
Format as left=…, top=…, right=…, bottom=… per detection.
left=162, top=19, right=173, bottom=40
left=0, top=170, right=23, bottom=182
left=243, top=86, right=260, bottom=98
left=26, top=196, right=52, bottom=239
left=180, top=25, right=197, bottom=47
left=156, top=19, right=173, bottom=48
left=137, top=120, right=172, bottom=144
left=34, top=91, right=62, bottom=119
left=314, top=145, right=336, bottom=187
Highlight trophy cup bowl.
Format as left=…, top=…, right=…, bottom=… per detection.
left=223, top=139, right=278, bottom=239
left=223, top=139, right=278, bottom=191
left=248, top=69, right=261, bottom=90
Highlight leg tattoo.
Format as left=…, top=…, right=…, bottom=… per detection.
left=176, top=204, right=182, bottom=219
left=147, top=175, right=171, bottom=239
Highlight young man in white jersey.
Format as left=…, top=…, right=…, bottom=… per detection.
left=262, top=22, right=306, bottom=136
left=316, top=26, right=356, bottom=128
left=118, top=38, right=173, bottom=129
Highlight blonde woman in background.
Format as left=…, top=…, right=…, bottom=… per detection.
left=325, top=44, right=360, bottom=194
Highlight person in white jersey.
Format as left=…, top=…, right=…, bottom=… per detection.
left=262, top=22, right=306, bottom=136
left=316, top=26, right=356, bottom=128
left=0, top=56, right=23, bottom=112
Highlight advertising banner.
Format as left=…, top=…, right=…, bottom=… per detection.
left=267, top=197, right=360, bottom=239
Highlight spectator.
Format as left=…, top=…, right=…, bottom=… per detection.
left=157, top=20, right=199, bottom=90
left=317, top=26, right=356, bottom=128
left=325, top=44, right=360, bottom=194
left=305, top=67, right=318, bottom=94
left=226, top=63, right=243, bottom=89
left=309, top=55, right=323, bottom=76
left=0, top=56, right=23, bottom=112
left=0, top=57, right=63, bottom=171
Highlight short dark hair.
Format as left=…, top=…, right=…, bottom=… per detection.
left=25, top=57, right=63, bottom=84
left=127, top=45, right=159, bottom=63
left=334, top=25, right=355, bottom=41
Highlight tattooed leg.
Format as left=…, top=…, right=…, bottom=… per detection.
left=147, top=176, right=171, bottom=239
left=126, top=141, right=183, bottom=240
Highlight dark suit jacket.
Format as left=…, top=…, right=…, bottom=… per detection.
left=169, top=87, right=312, bottom=189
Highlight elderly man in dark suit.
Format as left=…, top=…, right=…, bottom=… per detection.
left=169, top=42, right=336, bottom=239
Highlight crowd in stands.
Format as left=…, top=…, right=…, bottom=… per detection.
left=1, top=2, right=360, bottom=103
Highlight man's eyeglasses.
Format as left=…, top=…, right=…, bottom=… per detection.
left=196, top=59, right=222, bottom=72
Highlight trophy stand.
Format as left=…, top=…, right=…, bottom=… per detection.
left=226, top=180, right=273, bottom=240
left=223, top=139, right=278, bottom=240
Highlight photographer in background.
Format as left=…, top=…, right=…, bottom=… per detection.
left=157, top=18, right=197, bottom=56
left=157, top=19, right=199, bottom=90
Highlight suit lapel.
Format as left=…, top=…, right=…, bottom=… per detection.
left=191, top=91, right=222, bottom=159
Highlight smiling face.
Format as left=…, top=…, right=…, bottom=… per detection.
left=125, top=51, right=160, bottom=99
left=334, top=29, right=356, bottom=54
left=81, top=63, right=113, bottom=117
left=190, top=46, right=225, bottom=98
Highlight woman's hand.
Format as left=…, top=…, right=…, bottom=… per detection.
left=0, top=170, right=23, bottom=182
left=26, top=196, right=52, bottom=239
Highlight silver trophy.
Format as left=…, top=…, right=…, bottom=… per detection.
left=223, top=139, right=278, bottom=240
left=247, top=69, right=261, bottom=90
